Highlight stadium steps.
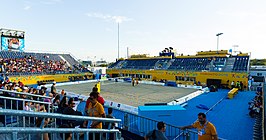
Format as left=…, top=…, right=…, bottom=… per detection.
left=154, top=59, right=169, bottom=69
left=165, top=59, right=175, bottom=69
left=223, top=57, right=235, bottom=72
left=61, top=54, right=79, bottom=66
left=116, top=60, right=125, bottom=69
left=58, top=55, right=71, bottom=67
left=108, top=60, right=121, bottom=68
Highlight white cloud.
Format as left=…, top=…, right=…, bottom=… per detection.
left=85, top=12, right=133, bottom=23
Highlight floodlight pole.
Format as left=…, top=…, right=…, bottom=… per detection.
left=127, top=47, right=129, bottom=59
left=216, top=33, right=223, bottom=53
left=117, top=22, right=120, bottom=61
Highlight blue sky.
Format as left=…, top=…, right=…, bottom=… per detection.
left=0, top=0, right=265, bottom=62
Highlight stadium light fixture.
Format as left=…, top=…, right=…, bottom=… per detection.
left=216, top=33, right=223, bottom=53
left=117, top=22, right=120, bottom=60
left=116, top=17, right=122, bottom=61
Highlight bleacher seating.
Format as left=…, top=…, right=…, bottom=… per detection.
left=109, top=55, right=250, bottom=72
left=154, top=59, right=170, bottom=69
left=0, top=51, right=88, bottom=75
left=232, top=56, right=249, bottom=71
left=120, top=59, right=159, bottom=69
left=168, top=58, right=211, bottom=71
left=108, top=60, right=122, bottom=68
left=212, top=57, right=227, bottom=71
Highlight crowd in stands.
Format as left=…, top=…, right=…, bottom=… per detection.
left=0, top=81, right=53, bottom=112
left=0, top=79, right=115, bottom=140
left=0, top=55, right=90, bottom=76
left=73, top=64, right=91, bottom=72
left=248, top=84, right=263, bottom=118
left=0, top=55, right=67, bottom=74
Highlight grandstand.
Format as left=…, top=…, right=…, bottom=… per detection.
left=107, top=49, right=250, bottom=88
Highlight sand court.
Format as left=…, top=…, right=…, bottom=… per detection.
left=57, top=81, right=197, bottom=107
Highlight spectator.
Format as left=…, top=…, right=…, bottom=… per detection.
left=181, top=113, right=218, bottom=140
left=51, top=81, right=57, bottom=97
left=62, top=98, right=85, bottom=128
left=60, top=89, right=66, bottom=100
left=23, top=102, right=30, bottom=111
left=53, top=94, right=60, bottom=106
left=103, top=108, right=116, bottom=140
left=85, top=87, right=104, bottom=114
left=104, top=108, right=116, bottom=129
left=0, top=74, right=4, bottom=83
left=144, top=121, right=167, bottom=140
left=58, top=96, right=68, bottom=113
left=86, top=91, right=105, bottom=128
left=92, top=85, right=98, bottom=92
left=86, top=91, right=106, bottom=139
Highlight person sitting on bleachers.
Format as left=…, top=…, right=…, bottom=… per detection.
left=60, top=89, right=66, bottom=100
left=30, top=88, right=39, bottom=100
left=23, top=101, right=30, bottom=111
left=62, top=98, right=85, bottom=128
left=144, top=121, right=168, bottom=140
left=52, top=94, right=60, bottom=107
left=58, top=96, right=68, bottom=113
left=1, top=55, right=69, bottom=75
left=248, top=92, right=263, bottom=117
left=0, top=74, right=4, bottom=84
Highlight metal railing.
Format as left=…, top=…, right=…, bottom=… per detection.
left=0, top=109, right=122, bottom=140
left=0, top=96, right=53, bottom=127
left=0, top=89, right=52, bottom=100
left=108, top=100, right=227, bottom=140
left=0, top=127, right=120, bottom=140
left=108, top=107, right=195, bottom=140
left=0, top=96, right=52, bottom=110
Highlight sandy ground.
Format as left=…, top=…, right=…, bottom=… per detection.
left=57, top=81, right=197, bottom=107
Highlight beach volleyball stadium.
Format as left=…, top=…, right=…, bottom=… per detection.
left=0, top=28, right=264, bottom=140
